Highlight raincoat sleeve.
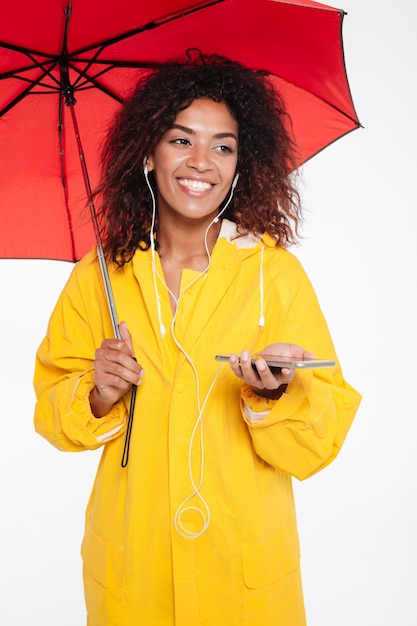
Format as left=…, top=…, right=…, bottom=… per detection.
left=33, top=256, right=128, bottom=452
left=241, top=261, right=361, bottom=481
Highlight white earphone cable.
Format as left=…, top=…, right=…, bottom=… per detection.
left=259, top=245, right=265, bottom=329
left=145, top=166, right=167, bottom=338
left=143, top=166, right=238, bottom=537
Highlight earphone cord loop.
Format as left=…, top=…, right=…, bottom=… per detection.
left=173, top=366, right=223, bottom=539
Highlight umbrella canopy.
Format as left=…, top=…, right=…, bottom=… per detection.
left=0, top=0, right=360, bottom=262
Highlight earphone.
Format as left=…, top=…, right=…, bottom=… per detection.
left=143, top=156, right=149, bottom=176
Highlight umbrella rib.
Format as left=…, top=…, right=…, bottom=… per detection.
left=277, top=11, right=360, bottom=130
left=0, top=45, right=60, bottom=107
left=63, top=0, right=224, bottom=101
left=69, top=44, right=124, bottom=94
left=0, top=65, right=58, bottom=117
left=71, top=47, right=104, bottom=90
left=0, top=61, right=52, bottom=80
left=0, top=40, right=56, bottom=60
left=0, top=52, right=58, bottom=77
left=302, top=124, right=360, bottom=166
left=336, top=11, right=361, bottom=128
left=68, top=62, right=124, bottom=103
left=70, top=0, right=225, bottom=56
left=71, top=58, right=173, bottom=69
left=1, top=74, right=61, bottom=92
left=274, top=0, right=344, bottom=12
left=280, top=74, right=361, bottom=127
left=319, top=100, right=361, bottom=127
left=67, top=57, right=180, bottom=98
left=57, top=93, right=77, bottom=263
left=0, top=53, right=60, bottom=87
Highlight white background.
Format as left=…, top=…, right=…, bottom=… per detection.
left=1, top=1, right=416, bottom=624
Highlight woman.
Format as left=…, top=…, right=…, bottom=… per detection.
left=34, top=54, right=361, bottom=625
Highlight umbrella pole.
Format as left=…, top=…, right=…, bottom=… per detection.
left=96, top=243, right=122, bottom=341
left=66, top=102, right=121, bottom=340
left=68, top=101, right=137, bottom=466
left=61, top=45, right=136, bottom=466
left=59, top=9, right=121, bottom=339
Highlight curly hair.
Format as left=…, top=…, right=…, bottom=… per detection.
left=96, top=52, right=302, bottom=266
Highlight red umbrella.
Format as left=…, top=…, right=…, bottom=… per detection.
left=0, top=0, right=360, bottom=264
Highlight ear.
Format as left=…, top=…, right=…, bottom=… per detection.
left=146, top=156, right=155, bottom=172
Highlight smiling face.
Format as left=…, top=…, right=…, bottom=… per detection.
left=147, top=98, right=239, bottom=226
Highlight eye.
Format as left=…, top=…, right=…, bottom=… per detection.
left=214, top=144, right=235, bottom=154
left=170, top=137, right=191, bottom=146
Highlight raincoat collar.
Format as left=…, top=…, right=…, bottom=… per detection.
left=130, top=219, right=269, bottom=351
left=218, top=219, right=277, bottom=250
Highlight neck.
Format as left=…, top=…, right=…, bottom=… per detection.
left=157, top=215, right=221, bottom=265
left=156, top=215, right=221, bottom=309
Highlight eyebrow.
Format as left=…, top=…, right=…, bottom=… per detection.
left=171, top=123, right=238, bottom=141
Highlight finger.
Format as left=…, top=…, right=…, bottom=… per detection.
left=228, top=353, right=241, bottom=376
left=238, top=351, right=266, bottom=386
left=252, top=358, right=279, bottom=389
left=118, top=321, right=135, bottom=356
left=280, top=367, right=296, bottom=384
left=229, top=353, right=248, bottom=378
left=96, top=340, right=127, bottom=358
left=253, top=360, right=296, bottom=389
left=94, top=360, right=144, bottom=395
left=95, top=344, right=138, bottom=371
left=94, top=343, right=144, bottom=386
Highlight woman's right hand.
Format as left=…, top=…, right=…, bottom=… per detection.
left=90, top=321, right=145, bottom=418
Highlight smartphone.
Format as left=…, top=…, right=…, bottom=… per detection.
left=215, top=353, right=336, bottom=372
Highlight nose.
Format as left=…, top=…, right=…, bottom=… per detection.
left=186, top=142, right=213, bottom=172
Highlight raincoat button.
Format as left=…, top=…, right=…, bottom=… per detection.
left=175, top=383, right=184, bottom=393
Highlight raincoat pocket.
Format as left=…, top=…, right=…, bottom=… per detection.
left=242, top=528, right=299, bottom=589
left=81, top=523, right=123, bottom=589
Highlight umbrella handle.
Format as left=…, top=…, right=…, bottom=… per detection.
left=121, top=384, right=137, bottom=467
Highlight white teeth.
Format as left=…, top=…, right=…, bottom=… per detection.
left=178, top=179, right=212, bottom=191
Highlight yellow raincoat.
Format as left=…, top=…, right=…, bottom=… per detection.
left=34, top=220, right=361, bottom=626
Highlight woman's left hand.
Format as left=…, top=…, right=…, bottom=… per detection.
left=229, top=342, right=314, bottom=399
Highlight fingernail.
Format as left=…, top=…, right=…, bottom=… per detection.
left=241, top=350, right=250, bottom=363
